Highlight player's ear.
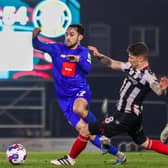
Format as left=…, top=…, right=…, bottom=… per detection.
left=139, top=55, right=144, bottom=62
left=79, top=34, right=83, bottom=41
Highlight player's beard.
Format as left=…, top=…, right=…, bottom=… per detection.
left=66, top=41, right=79, bottom=49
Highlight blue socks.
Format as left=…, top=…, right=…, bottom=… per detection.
left=83, top=111, right=97, bottom=123
left=84, top=112, right=118, bottom=155
left=90, top=135, right=118, bottom=155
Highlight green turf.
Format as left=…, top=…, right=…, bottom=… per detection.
left=1, top=152, right=168, bottom=168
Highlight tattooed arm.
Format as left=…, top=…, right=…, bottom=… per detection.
left=88, top=45, right=124, bottom=71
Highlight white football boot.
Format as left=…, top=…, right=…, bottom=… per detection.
left=51, top=155, right=75, bottom=166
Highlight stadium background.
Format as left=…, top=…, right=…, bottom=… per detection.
left=0, top=0, right=167, bottom=152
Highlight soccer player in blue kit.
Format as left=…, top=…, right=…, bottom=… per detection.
left=32, top=24, right=126, bottom=166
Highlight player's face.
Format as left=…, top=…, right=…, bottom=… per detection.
left=128, top=54, right=140, bottom=69
left=65, top=27, right=83, bottom=49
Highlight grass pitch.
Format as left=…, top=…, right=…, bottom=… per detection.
left=1, top=152, right=168, bottom=168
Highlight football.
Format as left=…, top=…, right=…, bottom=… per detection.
left=6, top=144, right=27, bottom=165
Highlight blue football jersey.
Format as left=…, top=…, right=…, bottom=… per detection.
left=32, top=37, right=92, bottom=98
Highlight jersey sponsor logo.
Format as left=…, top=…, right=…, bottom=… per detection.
left=61, top=62, right=76, bottom=77
left=60, top=54, right=80, bottom=59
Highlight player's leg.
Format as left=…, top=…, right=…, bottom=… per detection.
left=160, top=123, right=168, bottom=143
left=70, top=89, right=120, bottom=154
left=81, top=104, right=118, bottom=154
left=83, top=110, right=118, bottom=155
left=50, top=116, right=89, bottom=166
left=141, top=138, right=168, bottom=154
left=73, top=97, right=126, bottom=162
left=130, top=125, right=168, bottom=155
left=51, top=96, right=125, bottom=166
left=50, top=96, right=89, bottom=166
left=73, top=91, right=122, bottom=154
left=83, top=114, right=127, bottom=165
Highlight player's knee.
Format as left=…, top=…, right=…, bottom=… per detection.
left=73, top=99, right=88, bottom=117
left=73, top=104, right=85, bottom=114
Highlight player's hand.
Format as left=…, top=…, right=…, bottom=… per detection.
left=32, top=28, right=41, bottom=38
left=88, top=45, right=103, bottom=58
left=67, top=55, right=80, bottom=62
left=160, top=76, right=168, bottom=90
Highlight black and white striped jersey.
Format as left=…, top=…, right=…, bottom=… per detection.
left=117, top=62, right=161, bottom=115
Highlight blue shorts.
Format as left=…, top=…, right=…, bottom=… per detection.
left=57, top=89, right=91, bottom=127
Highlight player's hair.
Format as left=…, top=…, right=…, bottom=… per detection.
left=68, top=24, right=85, bottom=36
left=127, top=42, right=149, bottom=60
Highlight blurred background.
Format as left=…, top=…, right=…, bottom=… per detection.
left=0, top=0, right=167, bottom=151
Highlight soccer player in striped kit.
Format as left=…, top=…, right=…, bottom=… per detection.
left=80, top=42, right=168, bottom=157
left=32, top=24, right=126, bottom=166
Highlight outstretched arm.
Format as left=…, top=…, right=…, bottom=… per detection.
left=32, top=28, right=54, bottom=54
left=151, top=76, right=168, bottom=96
left=88, top=45, right=124, bottom=70
left=33, top=27, right=41, bottom=38
left=159, top=76, right=168, bottom=95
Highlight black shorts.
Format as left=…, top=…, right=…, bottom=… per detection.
left=89, top=111, right=147, bottom=145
